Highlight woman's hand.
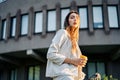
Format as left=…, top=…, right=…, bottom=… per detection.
left=71, top=58, right=87, bottom=67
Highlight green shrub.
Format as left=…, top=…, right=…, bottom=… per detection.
left=102, top=74, right=118, bottom=80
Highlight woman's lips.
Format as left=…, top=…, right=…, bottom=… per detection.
left=74, top=22, right=77, bottom=25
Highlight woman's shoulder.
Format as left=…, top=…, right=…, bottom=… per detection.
left=52, top=29, right=68, bottom=42
left=57, top=29, right=66, bottom=33
left=57, top=29, right=70, bottom=38
left=56, top=29, right=67, bottom=35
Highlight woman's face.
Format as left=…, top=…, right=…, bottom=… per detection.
left=68, top=13, right=79, bottom=28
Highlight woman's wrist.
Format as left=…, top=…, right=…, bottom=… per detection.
left=69, top=58, right=73, bottom=64
left=64, top=58, right=74, bottom=65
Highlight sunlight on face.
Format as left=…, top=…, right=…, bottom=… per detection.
left=68, top=13, right=80, bottom=28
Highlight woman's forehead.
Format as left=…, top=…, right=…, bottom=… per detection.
left=70, top=13, right=79, bottom=17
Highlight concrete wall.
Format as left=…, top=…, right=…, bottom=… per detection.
left=0, top=0, right=120, bottom=80
left=0, top=0, right=120, bottom=54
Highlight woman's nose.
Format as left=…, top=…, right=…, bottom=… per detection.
left=74, top=18, right=77, bottom=22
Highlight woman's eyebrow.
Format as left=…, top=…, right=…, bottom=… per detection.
left=71, top=15, right=79, bottom=18
left=70, top=15, right=75, bottom=17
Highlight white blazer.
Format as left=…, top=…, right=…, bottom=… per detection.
left=46, top=29, right=84, bottom=78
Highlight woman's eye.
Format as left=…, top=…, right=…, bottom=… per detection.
left=71, top=16, right=75, bottom=19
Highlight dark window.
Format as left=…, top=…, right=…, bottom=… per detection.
left=21, top=15, right=28, bottom=35
left=10, top=17, right=16, bottom=37
left=10, top=69, right=17, bottom=80
left=47, top=10, right=56, bottom=31
left=28, top=66, right=40, bottom=80
left=1, top=20, right=6, bottom=40
left=61, top=8, right=70, bottom=29
left=87, top=62, right=105, bottom=78
left=34, top=12, right=43, bottom=33
left=93, top=6, right=103, bottom=28
left=79, top=7, right=88, bottom=29
left=108, top=6, right=119, bottom=28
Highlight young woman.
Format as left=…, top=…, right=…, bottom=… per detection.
left=46, top=10, right=87, bottom=80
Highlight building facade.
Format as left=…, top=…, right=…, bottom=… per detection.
left=0, top=0, right=120, bottom=80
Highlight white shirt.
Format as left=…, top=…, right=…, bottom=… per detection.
left=46, top=29, right=83, bottom=78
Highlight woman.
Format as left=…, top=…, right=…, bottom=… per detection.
left=46, top=10, right=87, bottom=80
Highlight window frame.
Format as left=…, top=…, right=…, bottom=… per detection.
left=107, top=5, right=119, bottom=29
left=20, top=14, right=29, bottom=36
left=1, top=19, right=6, bottom=40
left=27, top=65, right=40, bottom=80
left=10, top=69, right=17, bottom=80
left=47, top=9, right=56, bottom=33
left=34, top=11, right=43, bottom=34
left=78, top=6, right=88, bottom=29
left=87, top=61, right=106, bottom=78
left=60, top=8, right=70, bottom=29
left=10, top=17, right=16, bottom=38
left=92, top=5, right=104, bottom=29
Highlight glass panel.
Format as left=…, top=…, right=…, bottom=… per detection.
left=108, top=6, right=118, bottom=28
left=0, top=0, right=6, bottom=3
left=34, top=66, right=40, bottom=80
left=88, top=62, right=96, bottom=78
left=2, top=20, right=6, bottom=39
left=21, top=15, right=28, bottom=35
left=11, top=18, right=16, bottom=37
left=28, top=67, right=33, bottom=80
left=47, top=10, right=56, bottom=31
left=79, top=8, right=88, bottom=28
left=10, top=70, right=14, bottom=80
left=93, top=6, right=103, bottom=28
left=15, top=69, right=17, bottom=80
left=97, top=62, right=105, bottom=76
left=61, top=9, right=70, bottom=29
left=35, top=12, right=43, bottom=33
left=10, top=69, right=17, bottom=80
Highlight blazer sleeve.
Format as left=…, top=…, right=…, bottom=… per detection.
left=47, top=29, right=67, bottom=65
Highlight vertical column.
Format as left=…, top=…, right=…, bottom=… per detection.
left=103, top=0, right=110, bottom=33
left=88, top=0, right=94, bottom=33
left=28, top=7, right=34, bottom=39
left=0, top=16, right=2, bottom=39
left=15, top=9, right=21, bottom=41
left=56, top=3, right=61, bottom=31
left=42, top=5, right=47, bottom=37
left=5, top=13, right=11, bottom=42
left=70, top=0, right=78, bottom=11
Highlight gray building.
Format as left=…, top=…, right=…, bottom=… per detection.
left=0, top=0, right=120, bottom=80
